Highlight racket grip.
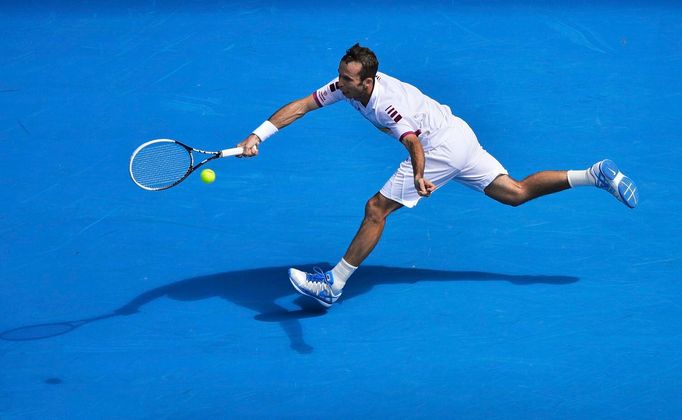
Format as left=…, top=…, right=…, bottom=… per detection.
left=220, top=147, right=244, bottom=157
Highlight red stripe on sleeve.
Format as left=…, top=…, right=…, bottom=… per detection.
left=399, top=131, right=416, bottom=141
left=312, top=91, right=323, bottom=107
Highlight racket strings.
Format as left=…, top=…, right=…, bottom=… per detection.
left=131, top=142, right=192, bottom=190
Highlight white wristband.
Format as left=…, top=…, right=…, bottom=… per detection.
left=252, top=120, right=278, bottom=143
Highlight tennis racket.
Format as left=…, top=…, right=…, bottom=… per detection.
left=129, top=139, right=244, bottom=191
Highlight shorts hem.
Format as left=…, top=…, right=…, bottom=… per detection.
left=378, top=189, right=419, bottom=208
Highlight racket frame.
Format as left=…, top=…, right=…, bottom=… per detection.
left=129, top=139, right=243, bottom=191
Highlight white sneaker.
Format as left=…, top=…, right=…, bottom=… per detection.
left=288, top=267, right=341, bottom=308
left=590, top=159, right=639, bottom=208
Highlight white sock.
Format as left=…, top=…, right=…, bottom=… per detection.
left=566, top=169, right=595, bottom=187
left=331, top=258, right=356, bottom=292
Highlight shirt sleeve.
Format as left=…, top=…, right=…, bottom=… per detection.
left=377, top=104, right=420, bottom=142
left=312, top=77, right=345, bottom=107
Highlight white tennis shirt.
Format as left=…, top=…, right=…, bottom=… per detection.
left=313, top=72, right=459, bottom=151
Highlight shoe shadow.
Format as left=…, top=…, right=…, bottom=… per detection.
left=1, top=264, right=578, bottom=354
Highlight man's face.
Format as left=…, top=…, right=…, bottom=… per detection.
left=337, top=60, right=368, bottom=100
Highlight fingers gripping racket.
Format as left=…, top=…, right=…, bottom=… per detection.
left=129, top=139, right=244, bottom=191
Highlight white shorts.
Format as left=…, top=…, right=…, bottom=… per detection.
left=380, top=117, right=507, bottom=208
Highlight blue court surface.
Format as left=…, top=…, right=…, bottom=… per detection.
left=1, top=1, right=681, bottom=418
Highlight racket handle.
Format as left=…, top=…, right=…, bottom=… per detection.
left=220, top=146, right=244, bottom=157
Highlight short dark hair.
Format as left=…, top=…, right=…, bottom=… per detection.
left=341, top=43, right=378, bottom=81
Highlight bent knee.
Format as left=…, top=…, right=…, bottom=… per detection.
left=364, top=197, right=384, bottom=221
left=364, top=194, right=398, bottom=222
left=500, top=189, right=531, bottom=207
left=485, top=179, right=530, bottom=207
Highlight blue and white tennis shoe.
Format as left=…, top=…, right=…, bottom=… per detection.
left=289, top=267, right=341, bottom=308
left=590, top=159, right=639, bottom=208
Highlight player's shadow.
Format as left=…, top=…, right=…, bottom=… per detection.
left=1, top=264, right=578, bottom=354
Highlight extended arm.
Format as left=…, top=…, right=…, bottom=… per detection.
left=237, top=94, right=320, bottom=157
left=400, top=133, right=435, bottom=197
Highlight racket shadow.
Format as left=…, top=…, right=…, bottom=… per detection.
left=1, top=265, right=578, bottom=353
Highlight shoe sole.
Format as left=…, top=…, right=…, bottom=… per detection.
left=598, top=160, right=639, bottom=209
left=288, top=269, right=333, bottom=308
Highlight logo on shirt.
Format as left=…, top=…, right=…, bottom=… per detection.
left=385, top=105, right=403, bottom=123
left=329, top=82, right=339, bottom=92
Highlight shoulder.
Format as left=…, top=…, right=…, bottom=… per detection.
left=378, top=71, right=423, bottom=97
left=376, top=72, right=405, bottom=86
left=373, top=75, right=407, bottom=122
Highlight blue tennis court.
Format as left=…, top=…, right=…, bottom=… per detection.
left=1, top=1, right=680, bottom=418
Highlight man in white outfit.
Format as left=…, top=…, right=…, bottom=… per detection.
left=237, top=44, right=639, bottom=308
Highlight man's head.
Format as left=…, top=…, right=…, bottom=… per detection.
left=337, top=43, right=378, bottom=103
left=341, top=43, right=378, bottom=81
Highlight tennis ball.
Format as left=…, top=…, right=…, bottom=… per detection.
left=200, top=169, right=216, bottom=184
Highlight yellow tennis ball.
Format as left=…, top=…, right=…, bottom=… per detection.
left=200, top=169, right=216, bottom=184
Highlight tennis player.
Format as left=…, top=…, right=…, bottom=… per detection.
left=237, top=43, right=639, bottom=308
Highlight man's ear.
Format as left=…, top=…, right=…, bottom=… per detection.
left=363, top=77, right=374, bottom=90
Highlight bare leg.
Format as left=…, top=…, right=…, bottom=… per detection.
left=343, top=192, right=403, bottom=266
left=484, top=172, right=570, bottom=206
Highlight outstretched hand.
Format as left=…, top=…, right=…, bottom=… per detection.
left=415, top=177, right=436, bottom=197
left=236, top=134, right=261, bottom=158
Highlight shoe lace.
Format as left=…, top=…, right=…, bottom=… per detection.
left=306, top=267, right=333, bottom=286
